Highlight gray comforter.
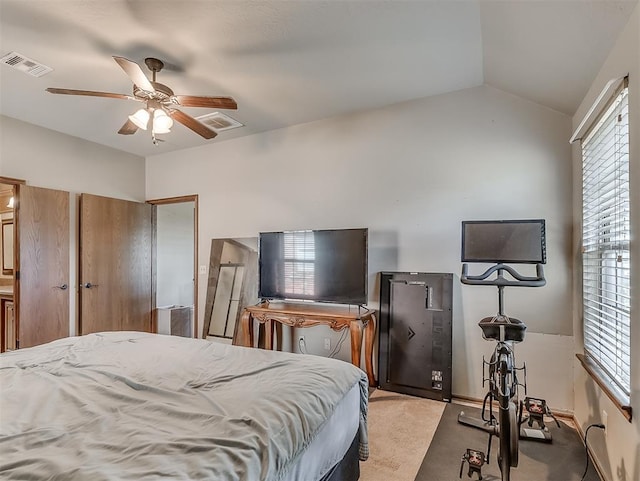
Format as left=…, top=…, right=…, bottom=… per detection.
left=0, top=332, right=368, bottom=480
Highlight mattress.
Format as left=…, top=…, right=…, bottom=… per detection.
left=0, top=331, right=369, bottom=480
left=283, top=382, right=360, bottom=481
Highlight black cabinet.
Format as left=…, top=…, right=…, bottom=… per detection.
left=378, top=272, right=453, bottom=401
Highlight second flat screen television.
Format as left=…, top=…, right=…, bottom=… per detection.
left=461, top=219, right=546, bottom=264
left=259, top=228, right=368, bottom=305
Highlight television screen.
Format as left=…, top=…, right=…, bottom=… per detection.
left=259, top=228, right=368, bottom=304
left=461, top=220, right=546, bottom=264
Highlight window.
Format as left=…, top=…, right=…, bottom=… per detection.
left=283, top=230, right=315, bottom=296
left=581, top=79, right=631, bottom=405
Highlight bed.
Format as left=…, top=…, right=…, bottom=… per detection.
left=0, top=331, right=369, bottom=480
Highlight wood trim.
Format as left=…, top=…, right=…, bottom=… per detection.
left=193, top=197, right=198, bottom=338
left=146, top=195, right=197, bottom=206
left=146, top=195, right=199, bottom=338
left=76, top=194, right=81, bottom=336
left=0, top=177, right=26, bottom=185
left=13, top=187, right=20, bottom=348
left=576, top=353, right=632, bottom=422
left=150, top=205, right=157, bottom=334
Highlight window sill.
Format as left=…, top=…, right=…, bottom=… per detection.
left=576, top=354, right=632, bottom=422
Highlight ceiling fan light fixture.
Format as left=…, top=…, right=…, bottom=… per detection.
left=128, top=108, right=150, bottom=130
left=47, top=56, right=236, bottom=142
left=152, top=108, right=173, bottom=134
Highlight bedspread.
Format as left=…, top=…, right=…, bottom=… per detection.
left=0, top=332, right=368, bottom=481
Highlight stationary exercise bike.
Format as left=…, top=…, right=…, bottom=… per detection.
left=458, top=262, right=546, bottom=481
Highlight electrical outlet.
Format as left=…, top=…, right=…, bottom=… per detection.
left=602, top=410, right=608, bottom=437
left=297, top=335, right=306, bottom=351
left=324, top=338, right=331, bottom=350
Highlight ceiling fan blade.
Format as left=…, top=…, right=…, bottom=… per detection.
left=118, top=119, right=139, bottom=135
left=170, top=110, right=217, bottom=139
left=46, top=88, right=139, bottom=101
left=113, top=56, right=155, bottom=93
left=174, top=95, right=237, bottom=110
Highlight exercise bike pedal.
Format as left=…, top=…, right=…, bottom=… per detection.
left=459, top=448, right=486, bottom=480
left=518, top=396, right=560, bottom=443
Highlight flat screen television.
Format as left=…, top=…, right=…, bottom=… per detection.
left=259, top=228, right=368, bottom=305
left=461, top=219, right=546, bottom=264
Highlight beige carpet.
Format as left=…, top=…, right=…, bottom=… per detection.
left=360, top=389, right=446, bottom=481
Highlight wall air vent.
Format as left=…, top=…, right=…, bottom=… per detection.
left=195, top=112, right=244, bottom=132
left=1, top=51, right=53, bottom=77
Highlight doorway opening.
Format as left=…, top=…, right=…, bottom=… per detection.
left=0, top=179, right=16, bottom=352
left=148, top=196, right=198, bottom=338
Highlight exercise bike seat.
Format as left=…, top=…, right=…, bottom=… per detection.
left=478, top=315, right=527, bottom=342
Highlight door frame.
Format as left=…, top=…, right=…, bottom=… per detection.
left=0, top=177, right=25, bottom=352
left=147, top=195, right=199, bottom=338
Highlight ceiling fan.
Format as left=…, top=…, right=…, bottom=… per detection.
left=46, top=56, right=237, bottom=141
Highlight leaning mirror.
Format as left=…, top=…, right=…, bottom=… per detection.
left=203, top=238, right=258, bottom=343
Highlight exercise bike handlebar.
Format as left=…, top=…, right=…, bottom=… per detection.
left=461, top=263, right=546, bottom=288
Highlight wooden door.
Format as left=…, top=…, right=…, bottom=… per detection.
left=79, top=194, right=152, bottom=334
left=17, top=185, right=70, bottom=348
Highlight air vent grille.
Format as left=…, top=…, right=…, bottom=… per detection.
left=195, top=112, right=243, bottom=132
left=1, top=51, right=53, bottom=77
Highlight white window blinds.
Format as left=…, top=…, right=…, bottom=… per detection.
left=581, top=80, right=630, bottom=396
left=283, top=230, right=315, bottom=296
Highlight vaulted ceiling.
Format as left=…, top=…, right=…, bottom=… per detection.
left=0, top=0, right=637, bottom=157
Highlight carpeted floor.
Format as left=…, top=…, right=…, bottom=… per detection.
left=360, top=389, right=446, bottom=481
left=362, top=391, right=600, bottom=481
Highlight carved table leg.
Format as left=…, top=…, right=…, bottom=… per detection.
left=240, top=310, right=253, bottom=347
left=274, top=322, right=283, bottom=351
left=349, top=321, right=363, bottom=373
left=364, top=313, right=376, bottom=387
left=265, top=319, right=274, bottom=350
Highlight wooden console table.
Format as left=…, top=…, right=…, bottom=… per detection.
left=240, top=301, right=377, bottom=386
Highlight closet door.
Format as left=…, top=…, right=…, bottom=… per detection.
left=79, top=194, right=152, bottom=334
left=17, top=185, right=70, bottom=348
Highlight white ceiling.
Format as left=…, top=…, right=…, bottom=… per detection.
left=0, top=0, right=636, bottom=157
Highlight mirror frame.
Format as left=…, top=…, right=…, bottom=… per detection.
left=2, top=219, right=13, bottom=275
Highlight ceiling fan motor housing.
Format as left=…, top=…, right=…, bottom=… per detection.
left=133, top=82, right=174, bottom=102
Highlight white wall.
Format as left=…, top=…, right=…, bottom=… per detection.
left=0, top=115, right=146, bottom=335
left=571, top=5, right=639, bottom=481
left=147, top=84, right=574, bottom=409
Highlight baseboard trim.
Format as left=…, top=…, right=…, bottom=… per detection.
left=452, top=394, right=574, bottom=420
left=572, top=417, right=608, bottom=481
